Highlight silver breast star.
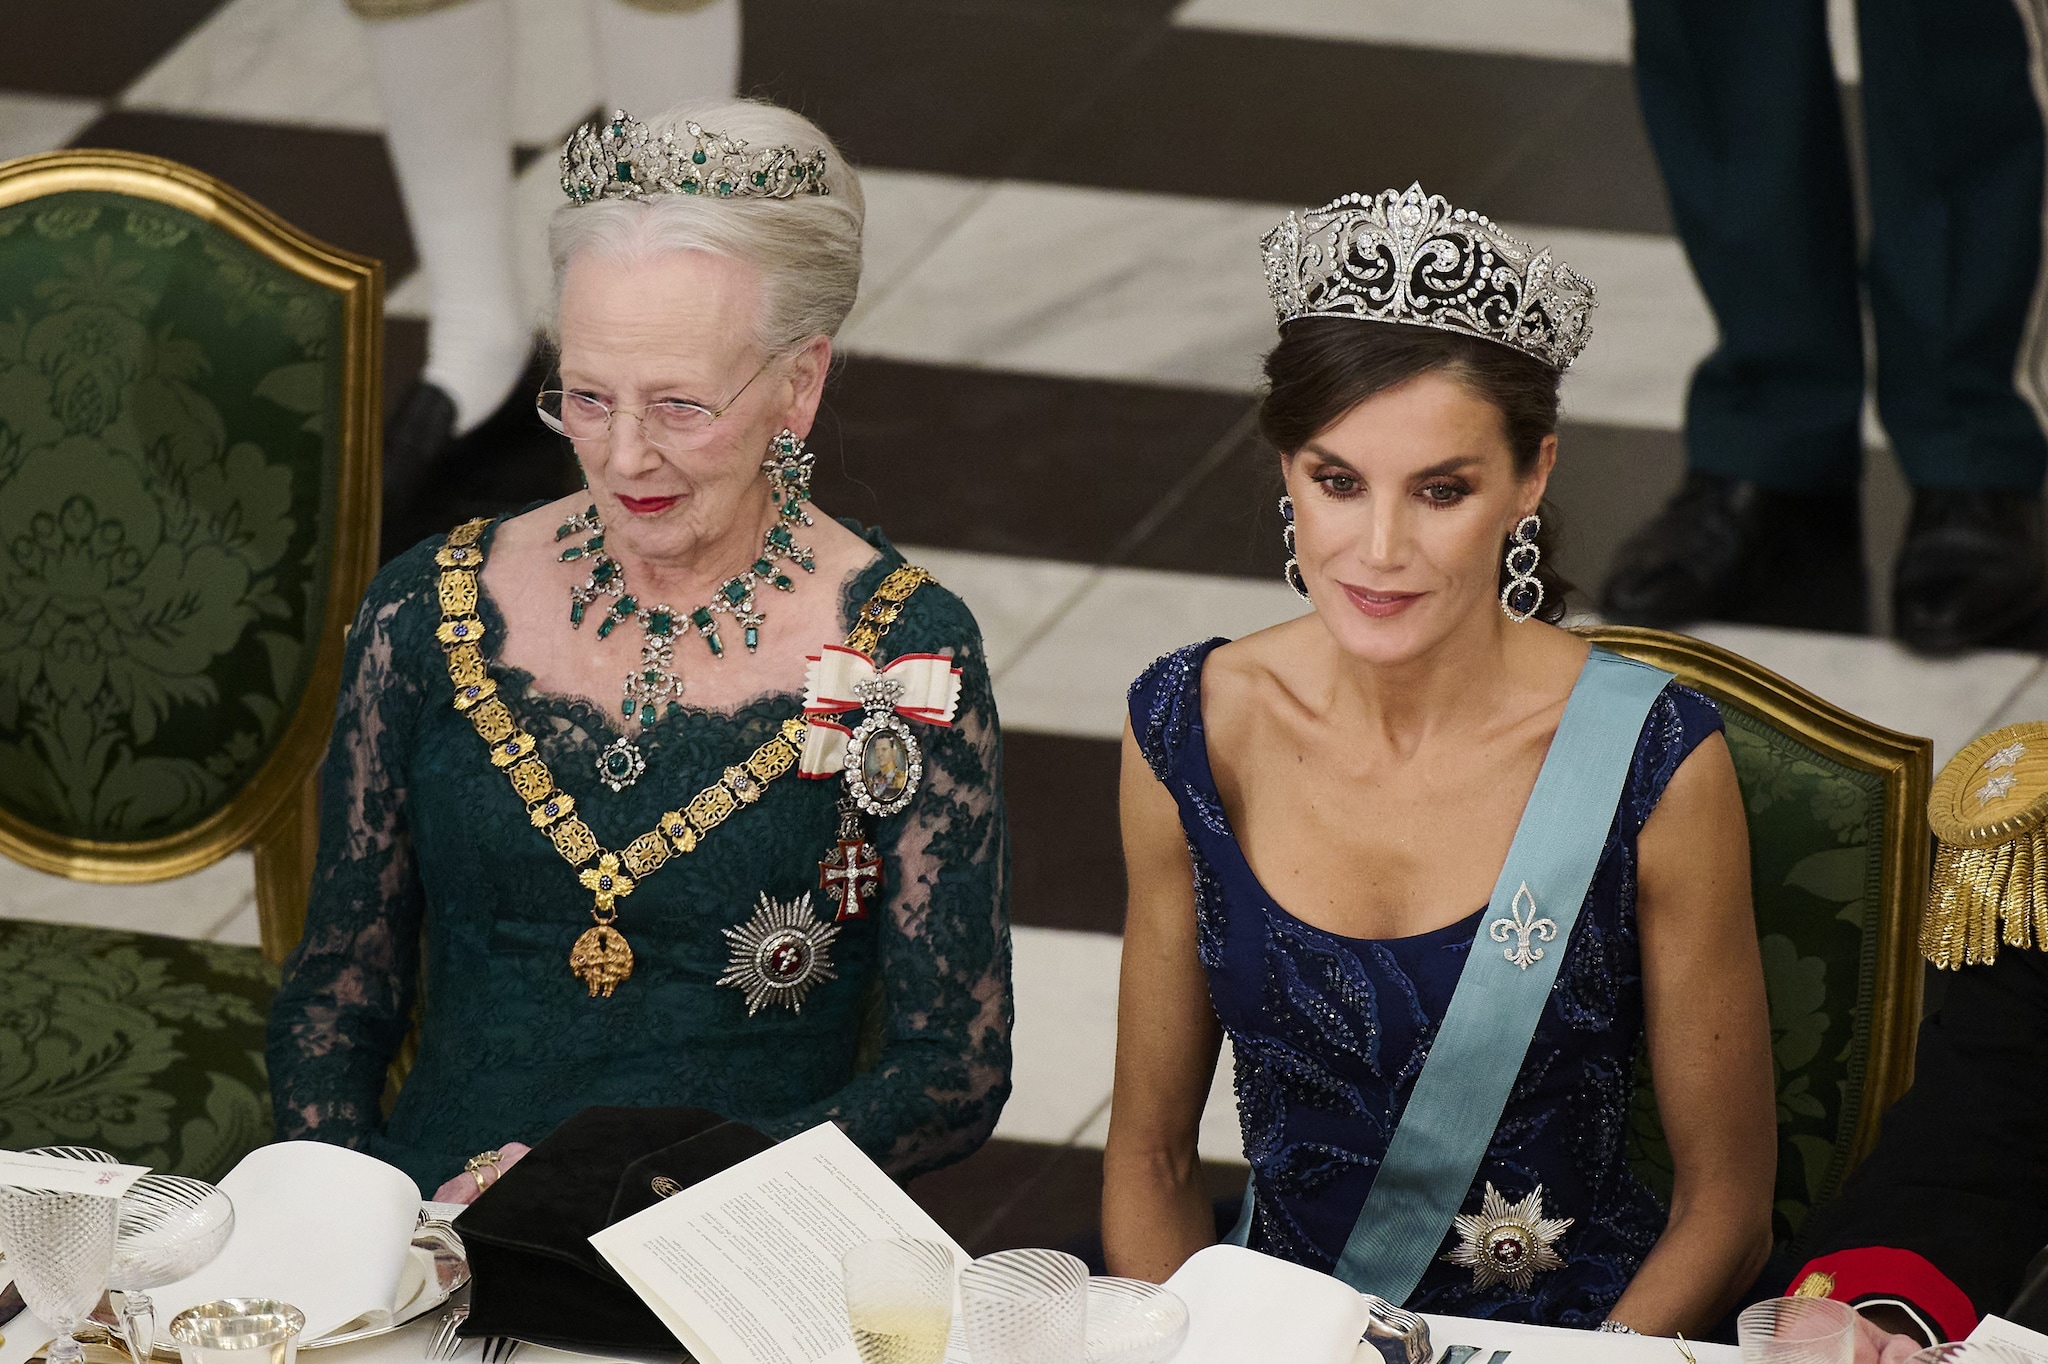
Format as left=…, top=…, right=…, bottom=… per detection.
left=1443, top=1183, right=1573, bottom=1295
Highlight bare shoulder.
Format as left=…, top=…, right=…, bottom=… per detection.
left=1649, top=726, right=1742, bottom=822
left=807, top=506, right=882, bottom=583
left=1512, top=619, right=1594, bottom=698
left=1203, top=616, right=1320, bottom=740
left=494, top=493, right=586, bottom=559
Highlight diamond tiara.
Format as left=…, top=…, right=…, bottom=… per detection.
left=1260, top=184, right=1595, bottom=371
left=560, top=110, right=829, bottom=205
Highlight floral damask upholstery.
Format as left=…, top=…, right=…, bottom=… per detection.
left=0, top=920, right=275, bottom=1180
left=0, top=165, right=374, bottom=1184
left=1626, top=694, right=1904, bottom=1253
left=0, top=190, right=338, bottom=841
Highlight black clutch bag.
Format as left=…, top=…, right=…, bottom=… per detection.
left=455, top=1106, right=775, bottom=1352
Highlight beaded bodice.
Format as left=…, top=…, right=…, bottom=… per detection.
left=1128, top=639, right=1722, bottom=1327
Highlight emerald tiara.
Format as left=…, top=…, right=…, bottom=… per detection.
left=560, top=110, right=829, bottom=205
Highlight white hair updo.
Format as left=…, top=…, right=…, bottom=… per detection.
left=546, top=98, right=866, bottom=354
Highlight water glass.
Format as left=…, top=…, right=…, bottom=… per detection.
left=0, top=1182, right=119, bottom=1364
left=842, top=1238, right=956, bottom=1364
left=15, top=1146, right=236, bottom=1364
left=1904, top=1347, right=2034, bottom=1363
left=167, top=1299, right=304, bottom=1364
left=959, top=1248, right=1087, bottom=1364
left=1738, top=1297, right=1856, bottom=1364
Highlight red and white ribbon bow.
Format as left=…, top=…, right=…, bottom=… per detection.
left=798, top=645, right=962, bottom=778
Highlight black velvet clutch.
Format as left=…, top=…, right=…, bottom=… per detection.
left=455, top=1106, right=775, bottom=1352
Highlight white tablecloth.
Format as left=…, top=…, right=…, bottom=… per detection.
left=0, top=1292, right=678, bottom=1364
left=1412, top=1313, right=1738, bottom=1362
left=0, top=1275, right=1736, bottom=1364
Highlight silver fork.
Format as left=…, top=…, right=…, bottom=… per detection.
left=477, top=1337, right=521, bottom=1364
left=425, top=1306, right=470, bottom=1361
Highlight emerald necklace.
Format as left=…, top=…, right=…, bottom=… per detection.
left=557, top=429, right=816, bottom=789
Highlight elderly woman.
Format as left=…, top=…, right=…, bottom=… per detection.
left=267, top=101, right=1012, bottom=1197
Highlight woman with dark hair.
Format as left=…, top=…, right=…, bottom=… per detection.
left=1102, top=187, right=1775, bottom=1334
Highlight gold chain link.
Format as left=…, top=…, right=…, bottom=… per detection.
left=431, top=516, right=933, bottom=901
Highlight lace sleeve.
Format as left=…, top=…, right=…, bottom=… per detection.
left=764, top=584, right=1013, bottom=1181
left=264, top=548, right=433, bottom=1148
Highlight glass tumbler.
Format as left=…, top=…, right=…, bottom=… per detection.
left=0, top=1182, right=119, bottom=1364
left=1738, top=1297, right=1857, bottom=1364
left=959, top=1248, right=1087, bottom=1364
left=842, top=1238, right=956, bottom=1364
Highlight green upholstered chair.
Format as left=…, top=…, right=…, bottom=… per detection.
left=1583, top=626, right=1932, bottom=1256
left=0, top=151, right=381, bottom=1179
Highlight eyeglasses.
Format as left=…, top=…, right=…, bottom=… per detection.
left=536, top=355, right=775, bottom=454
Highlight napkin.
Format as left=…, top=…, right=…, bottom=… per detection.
left=1164, top=1245, right=1366, bottom=1364
left=145, top=1142, right=421, bottom=1346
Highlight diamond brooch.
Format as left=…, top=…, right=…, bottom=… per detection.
left=842, top=677, right=924, bottom=817
left=596, top=735, right=646, bottom=792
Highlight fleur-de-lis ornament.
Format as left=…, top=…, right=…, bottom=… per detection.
left=1488, top=882, right=1557, bottom=970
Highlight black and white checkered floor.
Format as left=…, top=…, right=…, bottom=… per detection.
left=4, top=0, right=2046, bottom=1252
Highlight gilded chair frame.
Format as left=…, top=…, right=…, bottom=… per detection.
left=1581, top=625, right=1931, bottom=1172
left=0, top=150, right=382, bottom=965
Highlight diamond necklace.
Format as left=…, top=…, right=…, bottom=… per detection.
left=558, top=428, right=816, bottom=733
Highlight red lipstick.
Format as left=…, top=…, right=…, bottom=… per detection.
left=1341, top=584, right=1423, bottom=619
left=617, top=494, right=681, bottom=516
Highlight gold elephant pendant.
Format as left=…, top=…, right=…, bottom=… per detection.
left=570, top=923, right=635, bottom=997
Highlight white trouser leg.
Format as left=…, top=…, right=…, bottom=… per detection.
left=362, top=0, right=530, bottom=434
left=590, top=0, right=741, bottom=119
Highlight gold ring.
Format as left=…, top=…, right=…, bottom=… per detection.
left=465, top=1149, right=503, bottom=1193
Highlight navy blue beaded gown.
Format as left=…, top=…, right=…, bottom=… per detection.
left=1127, top=639, right=1724, bottom=1328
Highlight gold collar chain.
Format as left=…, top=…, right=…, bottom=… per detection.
left=432, top=517, right=932, bottom=996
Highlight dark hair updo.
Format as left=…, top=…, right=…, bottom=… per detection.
left=1258, top=318, right=1572, bottom=625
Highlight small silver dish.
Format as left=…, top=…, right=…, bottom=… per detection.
left=166, top=1300, right=304, bottom=1364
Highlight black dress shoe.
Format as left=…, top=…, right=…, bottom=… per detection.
left=379, top=346, right=579, bottom=562
left=1893, top=489, right=2048, bottom=655
left=1601, top=471, right=1868, bottom=633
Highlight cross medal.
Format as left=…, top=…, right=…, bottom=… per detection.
left=818, top=797, right=883, bottom=922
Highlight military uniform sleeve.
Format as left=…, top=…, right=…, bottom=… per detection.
left=1792, top=947, right=2048, bottom=1340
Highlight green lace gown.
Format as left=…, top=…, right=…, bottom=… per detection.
left=265, top=520, right=1013, bottom=1193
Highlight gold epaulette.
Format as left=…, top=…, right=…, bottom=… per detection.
left=1923, top=721, right=2048, bottom=969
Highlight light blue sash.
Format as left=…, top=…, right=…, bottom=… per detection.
left=1224, top=648, right=1672, bottom=1303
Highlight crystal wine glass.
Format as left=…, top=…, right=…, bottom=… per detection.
left=107, top=1174, right=236, bottom=1364
left=0, top=1174, right=119, bottom=1364
left=17, top=1146, right=236, bottom=1364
